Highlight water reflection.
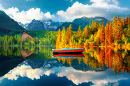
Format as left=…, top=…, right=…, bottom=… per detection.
left=53, top=53, right=85, bottom=58
left=21, top=50, right=34, bottom=59
left=0, top=59, right=130, bottom=86
left=0, top=47, right=130, bottom=86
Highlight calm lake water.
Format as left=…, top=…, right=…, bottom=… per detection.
left=0, top=46, right=130, bottom=86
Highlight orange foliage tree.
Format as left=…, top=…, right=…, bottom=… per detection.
left=99, top=19, right=105, bottom=45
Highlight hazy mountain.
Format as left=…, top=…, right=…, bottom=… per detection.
left=57, top=22, right=80, bottom=31
left=57, top=17, right=109, bottom=31
left=73, top=16, right=109, bottom=27
left=0, top=11, right=25, bottom=35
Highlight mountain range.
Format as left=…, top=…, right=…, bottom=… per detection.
left=19, top=16, right=109, bottom=31
left=26, top=19, right=63, bottom=31
left=18, top=19, right=63, bottom=31
left=0, top=10, right=109, bottom=34
left=58, top=16, right=109, bottom=31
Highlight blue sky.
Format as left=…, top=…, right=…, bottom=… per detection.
left=0, top=0, right=130, bottom=24
left=0, top=0, right=91, bottom=13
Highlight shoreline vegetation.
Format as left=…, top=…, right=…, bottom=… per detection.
left=0, top=31, right=57, bottom=47
left=0, top=15, right=130, bottom=51
left=56, top=15, right=130, bottom=50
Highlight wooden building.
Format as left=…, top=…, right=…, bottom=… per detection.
left=21, top=32, right=34, bottom=41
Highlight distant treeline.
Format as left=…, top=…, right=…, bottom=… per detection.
left=0, top=31, right=57, bottom=46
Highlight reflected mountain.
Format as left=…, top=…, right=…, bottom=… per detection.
left=0, top=55, right=24, bottom=77
left=59, top=58, right=107, bottom=72
left=1, top=59, right=130, bottom=86
left=20, top=59, right=62, bottom=69
left=20, top=59, right=107, bottom=72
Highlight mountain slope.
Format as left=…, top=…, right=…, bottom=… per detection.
left=0, top=11, right=25, bottom=35
left=18, top=22, right=29, bottom=29
left=58, top=17, right=109, bottom=31
left=26, top=19, right=45, bottom=30
left=73, top=17, right=109, bottom=27
left=25, top=19, right=63, bottom=31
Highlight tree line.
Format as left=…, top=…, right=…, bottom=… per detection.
left=0, top=31, right=57, bottom=46
left=56, top=15, right=130, bottom=49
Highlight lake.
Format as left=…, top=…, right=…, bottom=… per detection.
left=0, top=46, right=130, bottom=86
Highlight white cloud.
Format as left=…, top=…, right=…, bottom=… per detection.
left=2, top=65, right=55, bottom=80
left=0, top=4, right=4, bottom=10
left=56, top=67, right=129, bottom=86
left=0, top=0, right=129, bottom=24
left=0, top=4, right=54, bottom=24
left=56, top=0, right=128, bottom=22
left=3, top=7, right=54, bottom=24
left=0, top=63, right=129, bottom=86
left=112, top=0, right=119, bottom=5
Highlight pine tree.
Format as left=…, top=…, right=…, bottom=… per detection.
left=100, top=19, right=105, bottom=44
left=83, top=25, right=89, bottom=39
left=108, top=20, right=113, bottom=44
left=61, top=27, right=67, bottom=48
left=56, top=29, right=61, bottom=48
left=77, top=26, right=82, bottom=38
left=105, top=22, right=109, bottom=45
left=113, top=16, right=122, bottom=40
left=66, top=24, right=72, bottom=44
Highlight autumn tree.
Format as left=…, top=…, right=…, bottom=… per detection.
left=113, top=15, right=122, bottom=40
left=61, top=27, right=67, bottom=48
left=66, top=24, right=72, bottom=44
left=78, top=58, right=82, bottom=64
left=108, top=20, right=113, bottom=44
left=105, top=22, right=109, bottom=45
left=77, top=26, right=82, bottom=38
left=83, top=25, right=90, bottom=39
left=99, top=19, right=105, bottom=44
left=56, top=29, right=61, bottom=48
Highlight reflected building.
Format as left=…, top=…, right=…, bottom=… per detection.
left=21, top=50, right=34, bottom=59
